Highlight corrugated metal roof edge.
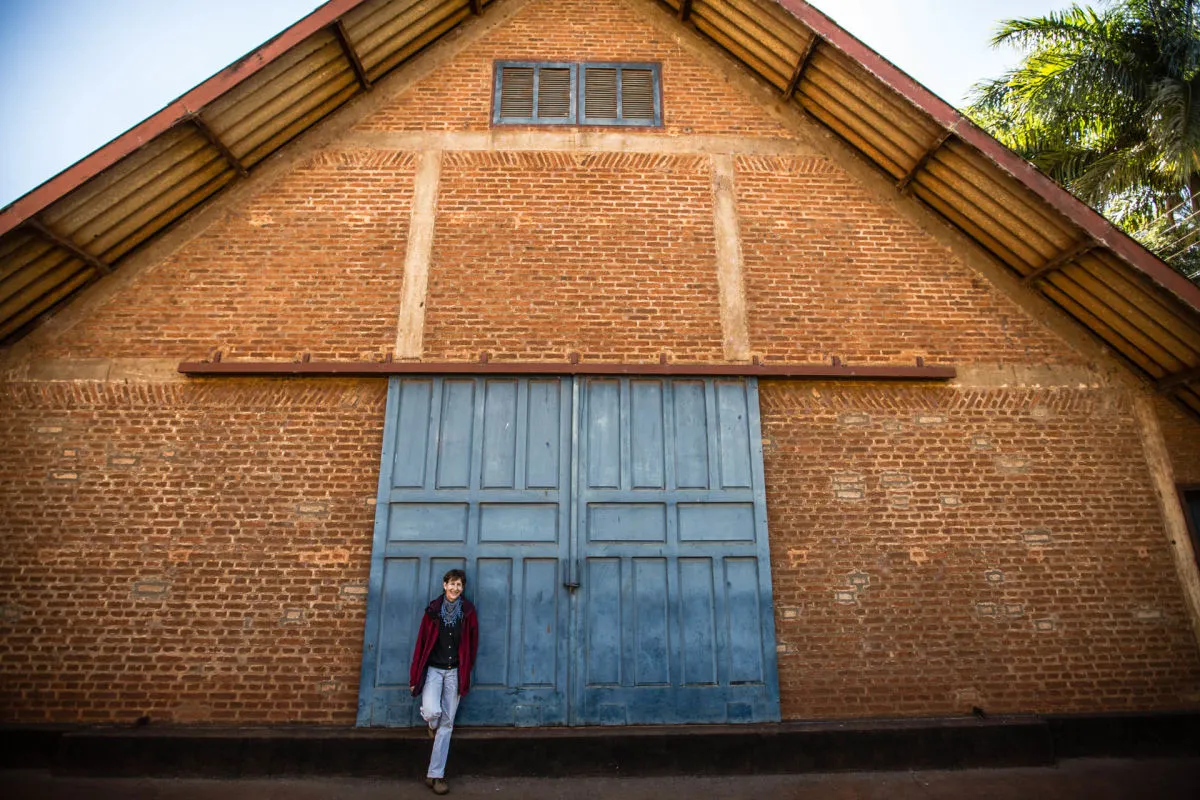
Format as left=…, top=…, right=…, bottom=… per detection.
left=772, top=0, right=1200, bottom=314
left=0, top=0, right=372, bottom=238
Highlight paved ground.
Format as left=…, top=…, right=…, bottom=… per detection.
left=3, top=758, right=1199, bottom=799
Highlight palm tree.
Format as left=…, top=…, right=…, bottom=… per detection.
left=966, top=0, right=1200, bottom=280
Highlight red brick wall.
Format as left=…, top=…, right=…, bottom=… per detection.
left=2, top=0, right=1197, bottom=728
left=737, top=156, right=1086, bottom=366
left=43, top=150, right=415, bottom=362
left=1157, top=396, right=1200, bottom=485
left=761, top=381, right=1200, bottom=718
left=0, top=380, right=383, bottom=724
left=355, top=0, right=794, bottom=138
left=425, top=151, right=724, bottom=362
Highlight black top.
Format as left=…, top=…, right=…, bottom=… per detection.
left=427, top=617, right=460, bottom=669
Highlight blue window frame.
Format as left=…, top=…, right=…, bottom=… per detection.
left=492, top=61, right=662, bottom=127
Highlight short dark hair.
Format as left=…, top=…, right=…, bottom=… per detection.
left=443, top=569, right=466, bottom=585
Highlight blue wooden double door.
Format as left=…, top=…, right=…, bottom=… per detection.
left=357, top=376, right=780, bottom=727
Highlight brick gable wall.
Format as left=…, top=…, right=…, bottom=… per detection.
left=1, top=0, right=1198, bottom=726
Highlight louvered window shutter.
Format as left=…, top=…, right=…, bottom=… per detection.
left=619, top=68, right=655, bottom=121
left=499, top=66, right=534, bottom=118
left=537, top=67, right=572, bottom=119
left=494, top=61, right=658, bottom=126
left=580, top=63, right=660, bottom=126
left=583, top=68, right=619, bottom=119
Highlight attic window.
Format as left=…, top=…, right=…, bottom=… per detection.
left=493, top=61, right=661, bottom=126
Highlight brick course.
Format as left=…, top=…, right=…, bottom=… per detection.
left=355, top=0, right=794, bottom=138
left=0, top=380, right=383, bottom=724
left=43, top=150, right=416, bottom=362
left=737, top=156, right=1086, bottom=366
left=425, top=151, right=724, bottom=362
left=760, top=381, right=1200, bottom=718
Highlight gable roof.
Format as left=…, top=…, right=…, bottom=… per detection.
left=2, top=0, right=1199, bottom=416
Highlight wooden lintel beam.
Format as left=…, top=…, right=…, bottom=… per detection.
left=177, top=359, right=958, bottom=380
left=1158, top=363, right=1200, bottom=392
left=678, top=0, right=693, bottom=21
left=333, top=20, right=372, bottom=91
left=190, top=115, right=249, bottom=178
left=897, top=129, right=953, bottom=194
left=25, top=218, right=112, bottom=276
left=783, top=34, right=820, bottom=101
left=469, top=0, right=483, bottom=15
left=1022, top=240, right=1097, bottom=286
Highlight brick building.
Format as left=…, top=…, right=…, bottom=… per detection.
left=2, top=0, right=1200, bottom=729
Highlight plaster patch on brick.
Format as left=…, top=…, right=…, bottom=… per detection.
left=847, top=571, right=870, bottom=589
left=838, top=412, right=870, bottom=426
left=970, top=435, right=993, bottom=451
left=955, top=688, right=980, bottom=704
left=880, top=472, right=910, bottom=487
left=976, top=602, right=998, bottom=617
left=131, top=581, right=170, bottom=598
left=1135, top=608, right=1163, bottom=621
left=1034, top=618, right=1057, bottom=632
left=996, top=456, right=1030, bottom=473
left=0, top=603, right=27, bottom=622
left=50, top=472, right=78, bottom=481
left=985, top=569, right=1004, bottom=584
left=834, top=590, right=857, bottom=604
left=832, top=474, right=865, bottom=502
left=779, top=607, right=800, bottom=620
left=281, top=608, right=307, bottom=625
left=1023, top=529, right=1053, bottom=546
left=295, top=502, right=329, bottom=517
left=915, top=413, right=946, bottom=425
left=940, top=495, right=960, bottom=507
left=341, top=582, right=369, bottom=600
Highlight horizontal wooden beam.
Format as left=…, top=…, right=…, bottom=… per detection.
left=1022, top=240, right=1097, bottom=286
left=897, top=129, right=952, bottom=195
left=190, top=115, right=249, bottom=178
left=25, top=218, right=112, bottom=275
left=332, top=19, right=372, bottom=90
left=783, top=34, right=820, bottom=101
left=178, top=359, right=957, bottom=380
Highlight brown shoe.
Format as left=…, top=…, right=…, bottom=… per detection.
left=426, top=724, right=436, bottom=739
left=425, top=777, right=449, bottom=795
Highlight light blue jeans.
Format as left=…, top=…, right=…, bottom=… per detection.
left=420, top=666, right=460, bottom=779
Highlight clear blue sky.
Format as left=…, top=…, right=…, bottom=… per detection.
left=0, top=0, right=1062, bottom=208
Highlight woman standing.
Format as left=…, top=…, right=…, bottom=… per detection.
left=409, top=569, right=479, bottom=795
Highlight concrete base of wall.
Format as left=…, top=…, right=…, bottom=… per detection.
left=3, top=713, right=1197, bottom=777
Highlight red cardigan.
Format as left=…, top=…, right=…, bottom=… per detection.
left=409, top=596, right=479, bottom=697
